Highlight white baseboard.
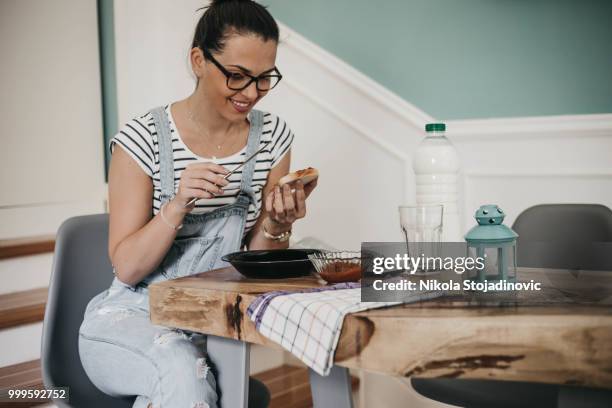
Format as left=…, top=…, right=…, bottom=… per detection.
left=0, top=199, right=106, bottom=240
left=0, top=323, right=42, bottom=367
left=0, top=254, right=53, bottom=295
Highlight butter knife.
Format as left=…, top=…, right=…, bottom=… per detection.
left=183, top=141, right=270, bottom=208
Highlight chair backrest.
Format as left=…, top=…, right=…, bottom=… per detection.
left=41, top=214, right=134, bottom=407
left=512, top=204, right=612, bottom=269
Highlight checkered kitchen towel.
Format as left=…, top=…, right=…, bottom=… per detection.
left=246, top=282, right=443, bottom=376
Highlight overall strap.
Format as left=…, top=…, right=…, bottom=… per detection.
left=150, top=106, right=175, bottom=206
left=237, top=109, right=264, bottom=204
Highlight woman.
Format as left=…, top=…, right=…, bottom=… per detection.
left=78, top=1, right=317, bottom=407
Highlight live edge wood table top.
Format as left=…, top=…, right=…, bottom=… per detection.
left=149, top=266, right=612, bottom=390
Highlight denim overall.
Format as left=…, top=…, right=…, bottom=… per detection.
left=78, top=106, right=263, bottom=408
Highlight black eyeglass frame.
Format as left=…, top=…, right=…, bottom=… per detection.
left=202, top=48, right=283, bottom=92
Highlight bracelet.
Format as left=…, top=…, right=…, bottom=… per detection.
left=262, top=220, right=291, bottom=242
left=160, top=202, right=184, bottom=230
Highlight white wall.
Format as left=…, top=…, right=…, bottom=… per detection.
left=113, top=0, right=205, bottom=124
left=0, top=0, right=107, bottom=239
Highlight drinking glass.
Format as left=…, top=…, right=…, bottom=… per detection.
left=398, top=205, right=444, bottom=273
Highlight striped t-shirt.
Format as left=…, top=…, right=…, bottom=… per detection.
left=109, top=104, right=294, bottom=235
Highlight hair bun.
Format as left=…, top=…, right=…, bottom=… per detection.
left=193, top=0, right=278, bottom=53
left=211, top=0, right=250, bottom=6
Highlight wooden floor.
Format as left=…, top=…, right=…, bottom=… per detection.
left=0, top=288, right=48, bottom=330
left=253, top=364, right=359, bottom=408
left=0, top=360, right=356, bottom=408
left=0, top=359, right=44, bottom=391
left=254, top=364, right=313, bottom=408
left=0, top=360, right=46, bottom=407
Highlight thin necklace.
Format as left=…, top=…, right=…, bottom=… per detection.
left=186, top=100, right=229, bottom=160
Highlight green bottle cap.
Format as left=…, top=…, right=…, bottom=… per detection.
left=425, top=123, right=446, bottom=132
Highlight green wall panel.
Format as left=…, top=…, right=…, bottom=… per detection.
left=98, top=0, right=118, bottom=180
left=264, top=0, right=612, bottom=119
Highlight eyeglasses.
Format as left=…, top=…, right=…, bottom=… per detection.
left=202, top=48, right=283, bottom=92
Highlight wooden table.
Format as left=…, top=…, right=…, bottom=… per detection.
left=149, top=267, right=612, bottom=407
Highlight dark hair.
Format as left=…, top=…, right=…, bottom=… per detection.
left=192, top=0, right=279, bottom=54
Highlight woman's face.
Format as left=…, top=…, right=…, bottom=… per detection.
left=194, top=32, right=278, bottom=122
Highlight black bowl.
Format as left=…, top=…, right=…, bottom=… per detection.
left=221, top=249, right=320, bottom=279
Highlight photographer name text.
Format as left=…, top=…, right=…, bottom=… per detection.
left=372, top=279, right=543, bottom=292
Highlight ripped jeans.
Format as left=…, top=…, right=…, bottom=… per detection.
left=78, top=277, right=218, bottom=408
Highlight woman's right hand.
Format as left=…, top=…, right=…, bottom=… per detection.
left=171, top=162, right=230, bottom=212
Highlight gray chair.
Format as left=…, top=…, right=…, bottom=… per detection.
left=41, top=214, right=269, bottom=407
left=412, top=203, right=612, bottom=408
left=514, top=204, right=612, bottom=270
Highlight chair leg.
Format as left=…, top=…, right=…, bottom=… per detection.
left=206, top=335, right=250, bottom=408
left=309, top=366, right=353, bottom=408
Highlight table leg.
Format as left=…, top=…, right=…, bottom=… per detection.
left=206, top=335, right=250, bottom=408
left=309, top=366, right=354, bottom=408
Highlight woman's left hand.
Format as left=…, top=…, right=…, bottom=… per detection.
left=264, top=179, right=317, bottom=231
